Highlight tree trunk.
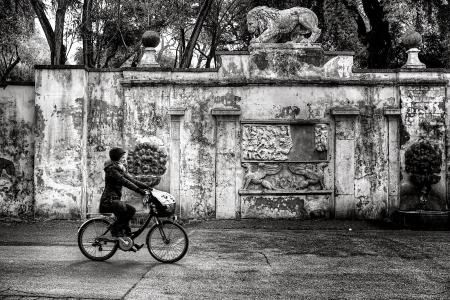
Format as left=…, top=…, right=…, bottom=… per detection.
left=177, top=27, right=186, bottom=67
left=180, top=0, right=214, bottom=68
left=54, top=0, right=68, bottom=65
left=355, top=0, right=371, bottom=33
left=82, top=0, right=94, bottom=67
left=29, top=0, right=56, bottom=63
left=0, top=46, right=20, bottom=86
left=205, top=29, right=217, bottom=68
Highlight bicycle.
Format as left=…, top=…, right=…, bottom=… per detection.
left=77, top=190, right=189, bottom=263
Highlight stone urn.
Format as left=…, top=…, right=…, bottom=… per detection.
left=401, top=31, right=426, bottom=69
left=138, top=30, right=161, bottom=67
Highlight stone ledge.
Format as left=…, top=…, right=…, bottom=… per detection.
left=249, top=43, right=322, bottom=50
left=168, top=108, right=186, bottom=116
left=383, top=108, right=401, bottom=116
left=239, top=190, right=333, bottom=195
left=330, top=107, right=360, bottom=116
left=35, top=65, right=87, bottom=70
left=216, top=51, right=249, bottom=55
left=354, top=67, right=450, bottom=74
left=240, top=160, right=329, bottom=163
left=120, top=78, right=416, bottom=87
left=0, top=81, right=35, bottom=86
left=324, top=51, right=355, bottom=56
left=211, top=108, right=241, bottom=116
left=240, top=119, right=329, bottom=125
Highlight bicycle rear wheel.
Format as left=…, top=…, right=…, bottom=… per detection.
left=146, top=220, right=189, bottom=263
left=78, top=218, right=118, bottom=261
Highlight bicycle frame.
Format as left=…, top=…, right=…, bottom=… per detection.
left=84, top=206, right=167, bottom=244
left=78, top=191, right=187, bottom=262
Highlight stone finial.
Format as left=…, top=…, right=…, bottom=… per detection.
left=247, top=6, right=321, bottom=45
left=138, top=30, right=160, bottom=67
left=401, top=31, right=425, bottom=69
left=142, top=30, right=160, bottom=48
left=402, top=31, right=422, bottom=49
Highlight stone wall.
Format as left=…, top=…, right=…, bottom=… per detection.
left=0, top=83, right=35, bottom=218
left=2, top=50, right=449, bottom=220
left=34, top=69, right=88, bottom=219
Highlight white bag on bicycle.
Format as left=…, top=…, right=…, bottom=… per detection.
left=151, top=189, right=176, bottom=216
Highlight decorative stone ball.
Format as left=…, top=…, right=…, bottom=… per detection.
left=142, top=30, right=160, bottom=48
left=401, top=31, right=422, bottom=49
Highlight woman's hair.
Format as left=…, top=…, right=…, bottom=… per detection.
left=109, top=147, right=126, bottom=161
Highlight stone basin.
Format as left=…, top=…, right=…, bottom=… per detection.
left=393, top=210, right=450, bottom=230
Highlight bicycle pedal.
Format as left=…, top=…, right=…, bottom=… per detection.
left=134, top=244, right=144, bottom=251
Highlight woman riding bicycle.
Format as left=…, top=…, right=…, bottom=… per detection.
left=99, top=147, right=151, bottom=237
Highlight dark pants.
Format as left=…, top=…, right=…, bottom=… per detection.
left=99, top=200, right=136, bottom=235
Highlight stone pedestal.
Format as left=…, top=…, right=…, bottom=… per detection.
left=402, top=48, right=425, bottom=69
left=249, top=43, right=324, bottom=78
left=139, top=47, right=159, bottom=67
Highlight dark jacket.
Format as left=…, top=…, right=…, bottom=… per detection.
left=100, top=160, right=148, bottom=205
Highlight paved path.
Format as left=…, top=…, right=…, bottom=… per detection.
left=0, top=221, right=449, bottom=299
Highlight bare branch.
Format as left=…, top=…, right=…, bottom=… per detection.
left=355, top=0, right=371, bottom=33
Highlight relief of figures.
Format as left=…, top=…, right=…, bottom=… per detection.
left=242, top=125, right=293, bottom=161
left=241, top=162, right=327, bottom=191
left=314, top=124, right=328, bottom=152
left=242, top=163, right=282, bottom=190
left=288, top=163, right=327, bottom=189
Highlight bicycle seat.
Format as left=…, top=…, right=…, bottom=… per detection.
left=86, top=212, right=114, bottom=218
left=100, top=213, right=115, bottom=218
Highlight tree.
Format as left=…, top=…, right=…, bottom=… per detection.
left=71, top=0, right=449, bottom=69
left=29, top=0, right=71, bottom=65
left=81, top=0, right=94, bottom=67
left=0, top=0, right=39, bottom=84
left=199, top=0, right=249, bottom=68
left=180, top=0, right=214, bottom=68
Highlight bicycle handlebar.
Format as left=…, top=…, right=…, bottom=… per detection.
left=142, top=189, right=154, bottom=206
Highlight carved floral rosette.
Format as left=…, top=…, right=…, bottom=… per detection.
left=242, top=124, right=293, bottom=161
left=126, top=141, right=168, bottom=187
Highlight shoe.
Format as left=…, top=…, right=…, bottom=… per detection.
left=133, top=244, right=144, bottom=251
left=124, top=226, right=132, bottom=236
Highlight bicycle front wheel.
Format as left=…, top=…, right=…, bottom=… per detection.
left=78, top=218, right=118, bottom=261
left=146, top=220, right=189, bottom=263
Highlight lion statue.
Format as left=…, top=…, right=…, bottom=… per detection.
left=247, top=6, right=321, bottom=45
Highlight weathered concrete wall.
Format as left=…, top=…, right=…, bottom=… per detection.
left=86, top=71, right=124, bottom=214
left=0, top=84, right=35, bottom=218
left=120, top=75, right=397, bottom=220
left=34, top=68, right=88, bottom=219
left=28, top=52, right=449, bottom=221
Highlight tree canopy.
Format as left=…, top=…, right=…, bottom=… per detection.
left=0, top=0, right=449, bottom=81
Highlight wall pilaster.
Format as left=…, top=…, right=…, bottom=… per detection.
left=212, top=108, right=241, bottom=219
left=331, top=108, right=359, bottom=218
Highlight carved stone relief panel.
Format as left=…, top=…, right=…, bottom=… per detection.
left=314, top=124, right=328, bottom=152
left=242, top=124, right=293, bottom=161
left=241, top=162, right=328, bottom=191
